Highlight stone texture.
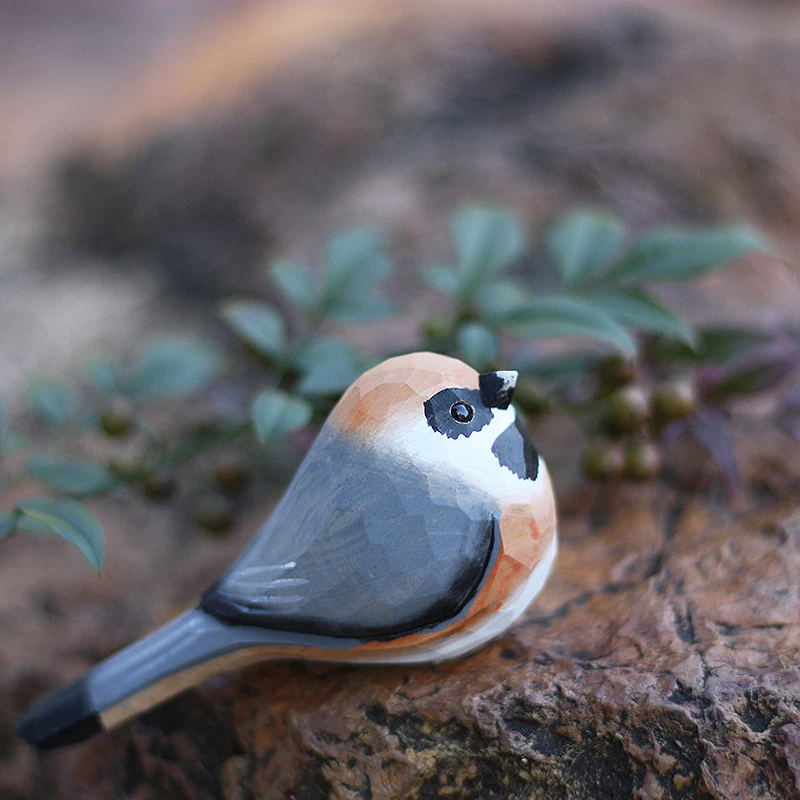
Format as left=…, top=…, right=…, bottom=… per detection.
left=52, top=430, right=800, bottom=800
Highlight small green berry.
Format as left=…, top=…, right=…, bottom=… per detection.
left=624, top=441, right=661, bottom=481
left=213, top=454, right=252, bottom=494
left=652, top=380, right=696, bottom=423
left=596, top=356, right=637, bottom=392
left=99, top=397, right=135, bottom=438
left=193, top=493, right=235, bottom=534
left=603, top=385, right=650, bottom=434
left=142, top=470, right=177, bottom=501
left=581, top=439, right=625, bottom=482
left=107, top=453, right=146, bottom=482
left=423, top=314, right=453, bottom=346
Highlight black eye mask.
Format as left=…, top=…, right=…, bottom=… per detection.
left=424, top=388, right=494, bottom=439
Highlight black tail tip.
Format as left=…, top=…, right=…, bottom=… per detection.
left=16, top=678, right=102, bottom=749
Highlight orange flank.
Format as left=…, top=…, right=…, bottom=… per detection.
left=352, top=499, right=554, bottom=658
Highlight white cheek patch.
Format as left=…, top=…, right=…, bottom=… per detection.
left=381, top=406, right=549, bottom=509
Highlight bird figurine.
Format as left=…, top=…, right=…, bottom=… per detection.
left=17, top=352, right=557, bottom=749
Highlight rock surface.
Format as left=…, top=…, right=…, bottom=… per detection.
left=51, top=430, right=800, bottom=800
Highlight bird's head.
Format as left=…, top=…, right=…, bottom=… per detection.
left=328, top=352, right=542, bottom=498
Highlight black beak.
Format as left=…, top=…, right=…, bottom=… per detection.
left=479, top=371, right=517, bottom=410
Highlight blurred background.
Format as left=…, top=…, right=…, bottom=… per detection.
left=3, top=0, right=800, bottom=403
left=3, top=1, right=800, bottom=796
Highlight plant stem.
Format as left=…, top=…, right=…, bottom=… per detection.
left=159, top=422, right=251, bottom=469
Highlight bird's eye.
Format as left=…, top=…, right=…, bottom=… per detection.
left=450, top=402, right=474, bottom=423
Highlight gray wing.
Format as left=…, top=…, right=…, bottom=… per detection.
left=201, top=431, right=497, bottom=640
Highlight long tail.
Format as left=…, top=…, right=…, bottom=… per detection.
left=15, top=608, right=297, bottom=749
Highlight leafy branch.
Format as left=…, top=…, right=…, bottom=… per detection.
left=0, top=205, right=792, bottom=569
left=421, top=207, right=795, bottom=489
left=0, top=229, right=396, bottom=564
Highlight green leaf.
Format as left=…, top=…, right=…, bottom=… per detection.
left=296, top=339, right=363, bottom=396
left=84, top=357, right=121, bottom=394
left=27, top=457, right=116, bottom=496
left=457, top=323, right=498, bottom=370
left=651, top=327, right=772, bottom=364
left=322, top=229, right=392, bottom=319
left=504, top=296, right=636, bottom=356
left=546, top=210, right=625, bottom=285
left=327, top=295, right=398, bottom=323
left=613, top=226, right=768, bottom=283
left=697, top=328, right=773, bottom=363
left=251, top=390, right=312, bottom=444
left=707, top=345, right=799, bottom=401
left=474, top=281, right=530, bottom=322
left=451, top=207, right=527, bottom=299
left=424, top=266, right=460, bottom=296
left=0, top=431, right=26, bottom=452
left=29, top=381, right=79, bottom=426
left=588, top=289, right=695, bottom=345
left=221, top=300, right=287, bottom=359
left=513, top=353, right=602, bottom=381
left=269, top=259, right=318, bottom=309
left=127, top=337, right=221, bottom=399
left=0, top=512, right=16, bottom=540
left=15, top=497, right=104, bottom=570
left=325, top=228, right=390, bottom=282
left=13, top=500, right=51, bottom=535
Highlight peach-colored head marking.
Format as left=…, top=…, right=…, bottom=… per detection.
left=329, top=352, right=479, bottom=441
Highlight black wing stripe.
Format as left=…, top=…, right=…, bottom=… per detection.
left=201, top=433, right=499, bottom=641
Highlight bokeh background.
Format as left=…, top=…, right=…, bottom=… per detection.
left=2, top=1, right=800, bottom=797
left=4, top=0, right=800, bottom=400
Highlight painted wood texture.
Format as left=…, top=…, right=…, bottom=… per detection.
left=17, top=352, right=558, bottom=748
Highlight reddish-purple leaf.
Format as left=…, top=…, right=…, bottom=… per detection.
left=659, top=420, right=689, bottom=444
left=688, top=408, right=739, bottom=492
left=778, top=413, right=800, bottom=445
left=706, top=343, right=799, bottom=401
left=782, top=385, right=800, bottom=412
